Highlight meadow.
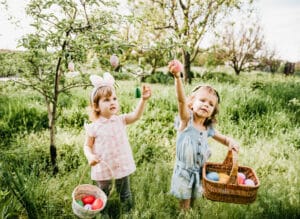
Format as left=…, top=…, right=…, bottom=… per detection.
left=0, top=71, right=299, bottom=219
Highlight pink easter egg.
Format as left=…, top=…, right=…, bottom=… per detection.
left=110, top=54, right=119, bottom=68
left=244, top=179, right=255, bottom=186
left=169, top=59, right=183, bottom=73
left=68, top=62, right=75, bottom=72
left=238, top=172, right=246, bottom=185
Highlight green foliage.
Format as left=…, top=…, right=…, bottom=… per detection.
left=1, top=162, right=49, bottom=219
left=58, top=109, right=88, bottom=129
left=228, top=96, right=269, bottom=121
left=1, top=72, right=300, bottom=218
left=0, top=95, right=48, bottom=144
left=143, top=71, right=174, bottom=84
left=201, top=71, right=238, bottom=84
left=0, top=51, right=29, bottom=77
left=57, top=143, right=83, bottom=174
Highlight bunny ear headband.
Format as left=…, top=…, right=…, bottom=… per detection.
left=90, top=72, right=115, bottom=102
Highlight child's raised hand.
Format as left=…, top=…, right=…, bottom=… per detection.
left=168, top=59, right=183, bottom=78
left=142, top=85, right=151, bottom=100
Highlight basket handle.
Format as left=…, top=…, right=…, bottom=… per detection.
left=222, top=150, right=238, bottom=185
left=78, top=160, right=115, bottom=186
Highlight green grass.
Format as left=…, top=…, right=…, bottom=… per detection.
left=0, top=72, right=300, bottom=218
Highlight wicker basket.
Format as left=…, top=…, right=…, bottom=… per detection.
left=72, top=184, right=107, bottom=219
left=202, top=150, right=260, bottom=204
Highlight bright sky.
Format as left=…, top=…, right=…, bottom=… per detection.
left=0, top=0, right=299, bottom=62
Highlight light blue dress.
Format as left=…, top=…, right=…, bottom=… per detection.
left=170, top=113, right=214, bottom=199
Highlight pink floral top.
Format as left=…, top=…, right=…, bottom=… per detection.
left=84, top=115, right=136, bottom=181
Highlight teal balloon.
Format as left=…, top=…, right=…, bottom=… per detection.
left=135, top=87, right=141, bottom=98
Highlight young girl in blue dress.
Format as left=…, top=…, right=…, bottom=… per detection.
left=168, top=60, right=239, bottom=210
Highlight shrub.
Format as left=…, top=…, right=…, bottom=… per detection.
left=201, top=71, right=237, bottom=84
left=0, top=97, right=48, bottom=143
left=143, top=71, right=173, bottom=84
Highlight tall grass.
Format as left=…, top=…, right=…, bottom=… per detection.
left=0, top=72, right=299, bottom=218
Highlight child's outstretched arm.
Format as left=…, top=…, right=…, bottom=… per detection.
left=168, top=60, right=189, bottom=129
left=83, top=135, right=100, bottom=166
left=125, top=85, right=151, bottom=125
left=212, top=130, right=240, bottom=152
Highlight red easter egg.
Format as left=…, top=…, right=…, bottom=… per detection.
left=91, top=198, right=104, bottom=210
left=82, top=195, right=96, bottom=205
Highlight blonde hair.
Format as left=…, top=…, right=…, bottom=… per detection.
left=87, top=85, right=115, bottom=122
left=187, top=85, right=220, bottom=127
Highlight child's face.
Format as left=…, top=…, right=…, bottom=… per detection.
left=97, top=91, right=119, bottom=118
left=191, top=87, right=218, bottom=118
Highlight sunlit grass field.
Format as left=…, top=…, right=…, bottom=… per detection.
left=1, top=72, right=299, bottom=218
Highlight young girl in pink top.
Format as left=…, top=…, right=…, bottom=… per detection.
left=83, top=72, right=151, bottom=210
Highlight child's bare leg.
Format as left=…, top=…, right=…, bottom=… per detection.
left=179, top=199, right=191, bottom=210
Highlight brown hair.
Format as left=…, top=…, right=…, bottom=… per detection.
left=187, top=85, right=220, bottom=127
left=87, top=85, right=115, bottom=122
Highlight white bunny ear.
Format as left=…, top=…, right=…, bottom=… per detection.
left=103, top=72, right=115, bottom=86
left=89, top=75, right=103, bottom=87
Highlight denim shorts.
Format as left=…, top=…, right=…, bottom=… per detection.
left=170, top=168, right=203, bottom=199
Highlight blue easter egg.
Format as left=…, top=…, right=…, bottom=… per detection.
left=206, top=172, right=219, bottom=181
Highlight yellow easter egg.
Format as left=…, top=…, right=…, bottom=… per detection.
left=218, top=173, right=230, bottom=184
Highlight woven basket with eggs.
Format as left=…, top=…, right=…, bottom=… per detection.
left=202, top=150, right=260, bottom=204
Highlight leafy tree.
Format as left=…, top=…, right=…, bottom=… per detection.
left=204, top=45, right=226, bottom=68
left=217, top=20, right=265, bottom=75
left=118, top=4, right=173, bottom=77
left=260, top=48, right=281, bottom=73
left=6, top=0, right=121, bottom=174
left=128, top=0, right=247, bottom=83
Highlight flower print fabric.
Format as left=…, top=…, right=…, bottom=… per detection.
left=84, top=115, right=136, bottom=180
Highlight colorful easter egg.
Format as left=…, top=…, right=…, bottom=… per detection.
left=76, top=200, right=84, bottom=207
left=135, top=87, right=141, bottom=98
left=206, top=172, right=219, bottom=181
left=84, top=204, right=92, bottom=210
left=169, top=59, right=183, bottom=73
left=68, top=62, right=75, bottom=72
left=110, top=54, right=119, bottom=68
left=92, top=198, right=104, bottom=210
left=244, top=179, right=255, bottom=186
left=218, top=173, right=230, bottom=183
left=238, top=172, right=246, bottom=185
left=82, top=195, right=96, bottom=205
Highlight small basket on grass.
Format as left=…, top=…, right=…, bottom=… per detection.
left=72, top=184, right=107, bottom=219
left=72, top=160, right=115, bottom=219
left=202, top=150, right=260, bottom=204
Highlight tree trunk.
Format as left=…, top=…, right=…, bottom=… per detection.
left=50, top=116, right=58, bottom=175
left=183, top=51, right=192, bottom=84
